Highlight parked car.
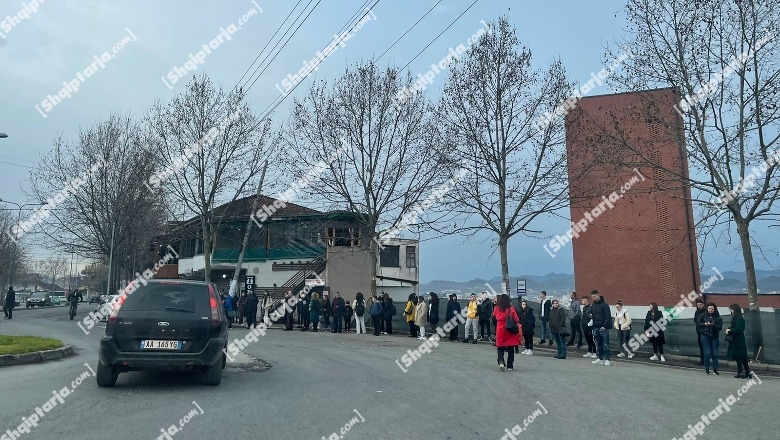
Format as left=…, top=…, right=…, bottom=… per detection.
left=26, top=292, right=52, bottom=308
left=97, top=280, right=228, bottom=387
left=50, top=296, right=61, bottom=306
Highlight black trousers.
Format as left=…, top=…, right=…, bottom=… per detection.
left=372, top=316, right=381, bottom=335
left=497, top=347, right=516, bottom=368
left=344, top=316, right=351, bottom=332
left=652, top=341, right=664, bottom=355
left=568, top=318, right=583, bottom=345
left=698, top=334, right=704, bottom=363
left=408, top=322, right=417, bottom=336
left=584, top=331, right=596, bottom=353
left=449, top=325, right=458, bottom=341
left=736, top=358, right=751, bottom=375
left=323, top=311, right=331, bottom=325
left=285, top=311, right=294, bottom=330
left=301, top=314, right=310, bottom=329
left=523, top=334, right=534, bottom=350
left=383, top=319, right=393, bottom=334
left=312, top=319, right=319, bottom=331
left=3, top=305, right=12, bottom=319
left=479, top=318, right=491, bottom=338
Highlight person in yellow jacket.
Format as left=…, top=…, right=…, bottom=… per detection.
left=463, top=293, right=479, bottom=344
left=403, top=293, right=418, bottom=337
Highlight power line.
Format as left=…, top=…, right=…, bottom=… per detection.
left=0, top=160, right=34, bottom=169
left=375, top=0, right=443, bottom=62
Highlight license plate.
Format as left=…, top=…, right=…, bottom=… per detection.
left=140, top=340, right=181, bottom=350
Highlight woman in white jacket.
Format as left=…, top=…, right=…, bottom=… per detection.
left=614, top=301, right=633, bottom=358
left=415, top=295, right=428, bottom=340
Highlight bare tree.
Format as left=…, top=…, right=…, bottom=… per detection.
left=0, top=209, right=30, bottom=290
left=35, top=256, right=68, bottom=289
left=435, top=17, right=574, bottom=294
left=281, top=61, right=443, bottom=295
left=599, top=0, right=780, bottom=352
left=28, top=114, right=166, bottom=294
left=148, top=74, right=274, bottom=283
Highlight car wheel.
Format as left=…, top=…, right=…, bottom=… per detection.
left=203, top=357, right=223, bottom=386
left=96, top=362, right=118, bottom=387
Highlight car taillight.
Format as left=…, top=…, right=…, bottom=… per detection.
left=107, top=294, right=126, bottom=323
left=208, top=285, right=220, bottom=323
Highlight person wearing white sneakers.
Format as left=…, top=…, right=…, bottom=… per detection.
left=614, top=301, right=633, bottom=358
left=415, top=294, right=428, bottom=340
left=580, top=297, right=597, bottom=359
left=589, top=290, right=612, bottom=366
left=644, top=302, right=666, bottom=362
left=519, top=300, right=535, bottom=355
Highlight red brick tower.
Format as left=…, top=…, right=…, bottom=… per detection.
left=564, top=88, right=701, bottom=307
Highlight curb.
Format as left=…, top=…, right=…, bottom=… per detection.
left=0, top=345, right=74, bottom=368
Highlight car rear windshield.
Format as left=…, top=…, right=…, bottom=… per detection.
left=119, top=283, right=210, bottom=314
left=30, top=293, right=47, bottom=298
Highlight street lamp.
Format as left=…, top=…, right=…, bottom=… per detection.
left=0, top=199, right=46, bottom=290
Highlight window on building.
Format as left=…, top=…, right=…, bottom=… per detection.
left=380, top=245, right=400, bottom=267
left=326, top=227, right=362, bottom=247
left=406, top=246, right=416, bottom=268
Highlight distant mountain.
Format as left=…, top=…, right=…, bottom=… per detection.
left=421, top=269, right=780, bottom=295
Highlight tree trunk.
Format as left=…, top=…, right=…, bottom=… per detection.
left=369, top=233, right=377, bottom=296
left=736, top=219, right=763, bottom=358
left=202, top=219, right=212, bottom=283
left=499, top=234, right=510, bottom=296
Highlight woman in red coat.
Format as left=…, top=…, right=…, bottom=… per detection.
left=493, top=294, right=521, bottom=371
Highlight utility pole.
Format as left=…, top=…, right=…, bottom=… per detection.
left=105, top=221, right=116, bottom=296
left=228, top=161, right=268, bottom=297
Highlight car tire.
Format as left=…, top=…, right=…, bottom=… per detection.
left=96, top=362, right=118, bottom=387
left=203, top=357, right=223, bottom=386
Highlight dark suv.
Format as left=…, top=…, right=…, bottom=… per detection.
left=97, top=280, right=228, bottom=387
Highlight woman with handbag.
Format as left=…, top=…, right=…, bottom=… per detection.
left=493, top=294, right=520, bottom=371
left=644, top=302, right=666, bottom=362
left=549, top=299, right=569, bottom=359
left=519, top=300, right=535, bottom=355
left=725, top=304, right=751, bottom=378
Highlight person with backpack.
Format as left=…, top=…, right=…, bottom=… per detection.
left=445, top=294, right=462, bottom=341
left=478, top=293, right=493, bottom=342
left=371, top=297, right=384, bottom=336
left=493, top=294, right=521, bottom=371
left=353, top=292, right=366, bottom=334
left=381, top=292, right=395, bottom=335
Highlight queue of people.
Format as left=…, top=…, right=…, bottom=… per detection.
left=222, top=287, right=753, bottom=376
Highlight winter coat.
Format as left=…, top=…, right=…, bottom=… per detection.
left=332, top=297, right=345, bottom=317
left=548, top=307, right=567, bottom=334
left=428, top=302, right=440, bottom=325
left=322, top=298, right=332, bottom=315
left=519, top=308, right=535, bottom=336
left=493, top=305, right=520, bottom=348
left=445, top=300, right=461, bottom=321
left=693, top=307, right=706, bottom=335
left=581, top=304, right=593, bottom=334
left=5, top=288, right=15, bottom=309
left=223, top=295, right=235, bottom=312
left=404, top=300, right=416, bottom=323
left=615, top=308, right=632, bottom=330
left=569, top=299, right=581, bottom=320
left=343, top=304, right=353, bottom=320
left=696, top=311, right=723, bottom=337
left=237, top=295, right=247, bottom=316
left=590, top=297, right=611, bottom=329
left=244, top=294, right=259, bottom=318
left=539, top=299, right=552, bottom=320
left=643, top=310, right=665, bottom=344
left=309, top=298, right=322, bottom=322
left=382, top=298, right=394, bottom=320
left=478, top=300, right=493, bottom=320
left=370, top=301, right=383, bottom=317
left=726, top=315, right=748, bottom=360
left=414, top=301, right=428, bottom=326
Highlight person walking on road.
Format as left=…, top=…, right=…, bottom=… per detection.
left=463, top=293, right=479, bottom=344
left=4, top=287, right=15, bottom=320
left=415, top=294, right=428, bottom=340
left=353, top=296, right=367, bottom=334
left=244, top=292, right=259, bottom=329
left=697, top=302, right=723, bottom=375
left=589, top=290, right=612, bottom=366
left=615, top=301, right=633, bottom=358
left=309, top=292, right=322, bottom=332
left=549, top=299, right=568, bottom=359
left=567, top=291, right=583, bottom=348
left=644, top=302, right=665, bottom=362
left=446, top=294, right=461, bottom=341
left=693, top=299, right=706, bottom=365
left=371, top=297, right=384, bottom=336
left=538, top=291, right=552, bottom=346
left=726, top=304, right=751, bottom=379
left=519, top=300, right=535, bottom=355
left=478, top=293, right=493, bottom=342
left=404, top=293, right=418, bottom=338
left=581, top=297, right=597, bottom=359
left=493, top=294, right=520, bottom=371
left=331, top=292, right=345, bottom=333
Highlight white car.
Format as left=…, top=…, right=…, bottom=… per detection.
left=94, top=295, right=122, bottom=321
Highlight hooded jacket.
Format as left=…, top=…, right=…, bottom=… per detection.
left=590, top=296, right=611, bottom=329
left=615, top=308, right=632, bottom=330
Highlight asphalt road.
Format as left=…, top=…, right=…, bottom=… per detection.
left=0, top=306, right=776, bottom=440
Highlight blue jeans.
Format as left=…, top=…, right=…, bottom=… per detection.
left=594, top=328, right=611, bottom=361
left=554, top=333, right=567, bottom=358
left=540, top=317, right=550, bottom=340
left=700, top=334, right=719, bottom=370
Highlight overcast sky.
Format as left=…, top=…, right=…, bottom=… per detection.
left=1, top=0, right=777, bottom=282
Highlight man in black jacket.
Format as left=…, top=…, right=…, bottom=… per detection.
left=445, top=294, right=462, bottom=341
left=477, top=293, right=493, bottom=342
left=693, top=298, right=705, bottom=365
left=322, top=293, right=332, bottom=327
left=539, top=291, right=552, bottom=345
left=589, top=290, right=612, bottom=366
left=4, top=287, right=15, bottom=319
left=331, top=292, right=345, bottom=333
left=381, top=293, right=394, bottom=334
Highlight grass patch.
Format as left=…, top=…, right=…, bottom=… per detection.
left=0, top=335, right=64, bottom=355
